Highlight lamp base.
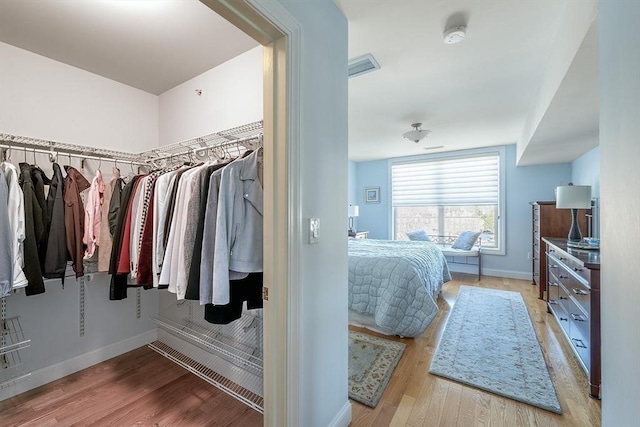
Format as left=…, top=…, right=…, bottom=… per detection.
left=567, top=208, right=583, bottom=242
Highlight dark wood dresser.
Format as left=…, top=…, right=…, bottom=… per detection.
left=543, top=237, right=601, bottom=398
left=531, top=201, right=587, bottom=299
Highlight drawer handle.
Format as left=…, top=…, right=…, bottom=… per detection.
left=572, top=338, right=587, bottom=349
left=572, top=288, right=588, bottom=296
left=559, top=274, right=569, bottom=279
left=559, top=296, right=568, bottom=300
left=573, top=267, right=583, bottom=272
left=549, top=249, right=555, bottom=253
left=549, top=264, right=558, bottom=269
left=559, top=257, right=566, bottom=261
left=549, top=282, right=558, bottom=287
left=570, top=313, right=586, bottom=322
left=559, top=317, right=568, bottom=321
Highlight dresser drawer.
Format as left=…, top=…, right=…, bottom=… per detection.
left=558, top=272, right=591, bottom=315
left=547, top=246, right=591, bottom=283
left=549, top=292, right=571, bottom=339
left=549, top=253, right=591, bottom=315
left=557, top=283, right=591, bottom=372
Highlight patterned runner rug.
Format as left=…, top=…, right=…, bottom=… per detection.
left=429, top=285, right=562, bottom=413
left=348, top=330, right=405, bottom=407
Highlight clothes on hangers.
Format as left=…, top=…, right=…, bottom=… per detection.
left=109, top=175, right=142, bottom=300
left=64, top=165, right=90, bottom=278
left=97, top=140, right=264, bottom=325
left=43, top=163, right=67, bottom=281
left=83, top=168, right=105, bottom=260
left=210, top=149, right=263, bottom=305
left=18, top=163, right=46, bottom=295
left=0, top=161, right=28, bottom=291
left=31, top=165, right=51, bottom=271
left=184, top=161, right=230, bottom=300
left=98, top=167, right=123, bottom=272
left=0, top=168, right=14, bottom=297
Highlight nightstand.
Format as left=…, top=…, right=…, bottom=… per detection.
left=348, top=231, right=369, bottom=239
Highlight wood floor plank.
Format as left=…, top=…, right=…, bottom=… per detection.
left=389, top=394, right=416, bottom=427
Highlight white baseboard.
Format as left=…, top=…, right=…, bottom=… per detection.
left=481, top=268, right=531, bottom=281
left=447, top=264, right=530, bottom=281
left=327, top=400, right=352, bottom=427
left=0, top=329, right=157, bottom=401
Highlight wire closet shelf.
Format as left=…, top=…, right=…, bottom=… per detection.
left=0, top=120, right=263, bottom=168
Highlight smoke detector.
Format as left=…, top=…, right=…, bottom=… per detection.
left=443, top=25, right=467, bottom=44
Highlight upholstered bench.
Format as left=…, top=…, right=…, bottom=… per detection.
left=429, top=235, right=482, bottom=280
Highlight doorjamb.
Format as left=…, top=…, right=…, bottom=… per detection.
left=198, top=1, right=301, bottom=425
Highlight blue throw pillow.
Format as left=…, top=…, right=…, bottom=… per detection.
left=451, top=231, right=481, bottom=250
left=406, top=230, right=432, bottom=242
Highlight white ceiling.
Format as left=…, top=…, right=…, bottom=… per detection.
left=0, top=0, right=598, bottom=165
left=0, top=0, right=258, bottom=95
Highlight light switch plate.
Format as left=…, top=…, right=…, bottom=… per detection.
left=309, top=218, right=319, bottom=244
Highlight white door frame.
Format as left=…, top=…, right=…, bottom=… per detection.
left=199, top=1, right=301, bottom=425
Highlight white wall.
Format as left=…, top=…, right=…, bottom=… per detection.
left=158, top=46, right=263, bottom=145
left=517, top=0, right=597, bottom=163
left=0, top=42, right=160, bottom=400
left=599, top=1, right=640, bottom=425
left=0, top=42, right=158, bottom=152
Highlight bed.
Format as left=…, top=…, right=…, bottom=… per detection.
left=348, top=238, right=451, bottom=337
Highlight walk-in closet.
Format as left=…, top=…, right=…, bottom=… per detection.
left=0, top=0, right=268, bottom=423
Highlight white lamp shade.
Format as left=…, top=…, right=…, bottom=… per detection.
left=556, top=185, right=592, bottom=209
left=402, top=129, right=431, bottom=143
left=348, top=205, right=359, bottom=217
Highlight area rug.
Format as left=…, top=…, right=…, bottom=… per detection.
left=348, top=330, right=406, bottom=407
left=429, top=285, right=562, bottom=414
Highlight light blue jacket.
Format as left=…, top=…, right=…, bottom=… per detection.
left=211, top=149, right=263, bottom=305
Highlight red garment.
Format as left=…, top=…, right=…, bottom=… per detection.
left=116, top=179, right=141, bottom=274
left=136, top=182, right=156, bottom=286
left=64, top=166, right=90, bottom=278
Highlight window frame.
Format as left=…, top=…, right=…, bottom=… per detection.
left=388, top=146, right=506, bottom=255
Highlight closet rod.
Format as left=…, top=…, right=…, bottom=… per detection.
left=0, top=144, right=147, bottom=166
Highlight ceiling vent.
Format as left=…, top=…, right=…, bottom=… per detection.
left=348, top=54, right=380, bottom=78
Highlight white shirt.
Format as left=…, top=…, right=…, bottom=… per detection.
left=0, top=162, right=28, bottom=289
left=152, top=168, right=182, bottom=287
left=162, top=166, right=203, bottom=298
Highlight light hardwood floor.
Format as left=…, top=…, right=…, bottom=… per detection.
left=350, top=273, right=602, bottom=427
left=0, top=274, right=601, bottom=426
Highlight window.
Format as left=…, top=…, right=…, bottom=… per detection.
left=391, top=149, right=504, bottom=252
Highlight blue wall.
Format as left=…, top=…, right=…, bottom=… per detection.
left=351, top=144, right=575, bottom=279
left=572, top=146, right=600, bottom=237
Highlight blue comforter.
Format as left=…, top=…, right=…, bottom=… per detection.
left=348, top=238, right=451, bottom=337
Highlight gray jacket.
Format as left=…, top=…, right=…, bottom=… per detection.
left=210, top=149, right=263, bottom=305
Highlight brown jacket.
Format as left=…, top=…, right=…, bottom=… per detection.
left=64, top=166, right=90, bottom=277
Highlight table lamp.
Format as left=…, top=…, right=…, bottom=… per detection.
left=555, top=183, right=592, bottom=247
left=348, top=205, right=359, bottom=233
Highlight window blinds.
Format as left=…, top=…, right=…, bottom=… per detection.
left=392, top=154, right=500, bottom=206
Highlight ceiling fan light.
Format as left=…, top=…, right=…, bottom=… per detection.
left=402, top=123, right=431, bottom=143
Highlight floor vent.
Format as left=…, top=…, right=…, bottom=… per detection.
left=348, top=54, right=380, bottom=78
